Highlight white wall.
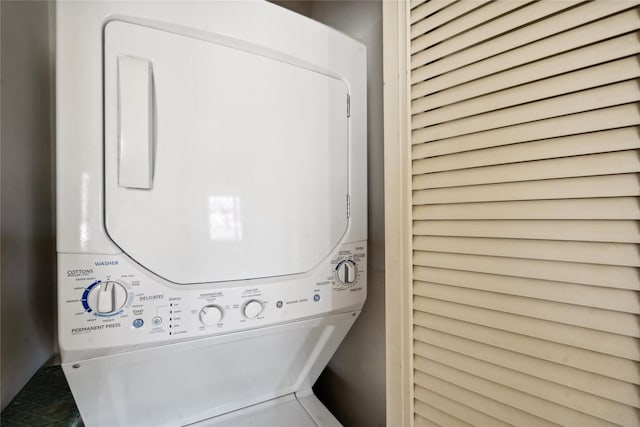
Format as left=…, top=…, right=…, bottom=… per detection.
left=0, top=0, right=56, bottom=410
left=273, top=2, right=386, bottom=426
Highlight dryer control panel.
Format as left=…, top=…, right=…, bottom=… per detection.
left=58, top=241, right=366, bottom=360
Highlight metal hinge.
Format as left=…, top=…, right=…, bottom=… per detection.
left=347, top=94, right=351, bottom=118
left=347, top=194, right=351, bottom=218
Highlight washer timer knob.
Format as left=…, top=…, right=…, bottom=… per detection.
left=335, top=260, right=358, bottom=285
left=87, top=281, right=128, bottom=315
left=200, top=305, right=224, bottom=326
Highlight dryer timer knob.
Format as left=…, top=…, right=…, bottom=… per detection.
left=335, top=260, right=358, bottom=285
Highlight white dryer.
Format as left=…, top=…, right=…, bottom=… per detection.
left=56, top=2, right=366, bottom=426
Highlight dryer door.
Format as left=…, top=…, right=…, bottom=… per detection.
left=104, top=21, right=349, bottom=284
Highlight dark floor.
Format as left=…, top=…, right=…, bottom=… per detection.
left=1, top=365, right=82, bottom=427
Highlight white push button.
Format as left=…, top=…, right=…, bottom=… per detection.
left=243, top=300, right=264, bottom=319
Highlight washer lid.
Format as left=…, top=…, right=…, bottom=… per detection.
left=104, top=21, right=349, bottom=284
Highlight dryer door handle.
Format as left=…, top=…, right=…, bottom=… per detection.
left=117, top=55, right=154, bottom=189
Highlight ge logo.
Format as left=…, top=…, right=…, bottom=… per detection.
left=276, top=301, right=283, bottom=308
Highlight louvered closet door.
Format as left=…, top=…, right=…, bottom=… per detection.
left=409, top=1, right=640, bottom=426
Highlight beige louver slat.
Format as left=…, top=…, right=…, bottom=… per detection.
left=413, top=251, right=639, bottom=290
left=413, top=236, right=640, bottom=266
left=412, top=1, right=638, bottom=85
left=411, top=0, right=533, bottom=58
left=414, top=80, right=640, bottom=141
left=415, top=282, right=639, bottom=336
left=414, top=383, right=512, bottom=427
left=414, top=266, right=640, bottom=313
left=410, top=0, right=450, bottom=24
left=416, top=374, right=551, bottom=427
left=413, top=103, right=640, bottom=157
left=413, top=56, right=640, bottom=129
left=412, top=33, right=640, bottom=114
left=412, top=6, right=640, bottom=90
left=414, top=400, right=470, bottom=427
left=412, top=127, right=640, bottom=169
left=409, top=0, right=486, bottom=42
left=413, top=150, right=640, bottom=186
left=409, top=1, right=640, bottom=426
left=415, top=311, right=640, bottom=385
left=415, top=327, right=640, bottom=407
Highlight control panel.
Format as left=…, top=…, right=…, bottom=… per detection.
left=58, top=241, right=366, bottom=359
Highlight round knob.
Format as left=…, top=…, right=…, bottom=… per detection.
left=87, top=281, right=128, bottom=315
left=243, top=300, right=264, bottom=319
left=200, top=305, right=223, bottom=326
left=335, top=260, right=358, bottom=284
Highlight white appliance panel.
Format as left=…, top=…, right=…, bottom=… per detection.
left=192, top=395, right=318, bottom=427
left=63, top=312, right=356, bottom=427
left=58, top=242, right=366, bottom=361
left=104, top=21, right=349, bottom=284
left=191, top=393, right=340, bottom=427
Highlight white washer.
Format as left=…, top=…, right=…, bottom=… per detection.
left=56, top=2, right=366, bottom=426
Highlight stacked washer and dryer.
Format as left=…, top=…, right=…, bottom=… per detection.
left=56, top=1, right=366, bottom=426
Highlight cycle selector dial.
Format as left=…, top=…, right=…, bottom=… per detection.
left=335, top=260, right=358, bottom=285
left=243, top=300, right=264, bottom=319
left=200, top=305, right=224, bottom=326
left=86, top=281, right=128, bottom=315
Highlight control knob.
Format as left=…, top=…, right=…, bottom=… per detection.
left=335, top=260, right=358, bottom=285
left=200, top=305, right=224, bottom=326
left=87, top=281, right=128, bottom=315
left=243, top=300, right=264, bottom=319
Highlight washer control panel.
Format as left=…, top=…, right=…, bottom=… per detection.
left=58, top=241, right=366, bottom=358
